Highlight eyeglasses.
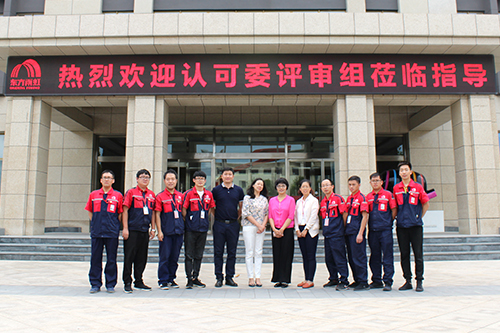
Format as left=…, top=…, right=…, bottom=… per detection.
left=194, top=177, right=205, bottom=181
left=102, top=177, right=114, bottom=180
left=138, top=176, right=150, bottom=180
left=370, top=180, right=382, bottom=183
left=276, top=184, right=287, bottom=189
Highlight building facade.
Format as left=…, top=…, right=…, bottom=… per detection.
left=0, top=0, right=499, bottom=235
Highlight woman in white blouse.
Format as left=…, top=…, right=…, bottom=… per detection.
left=295, top=179, right=320, bottom=289
left=241, top=178, right=269, bottom=287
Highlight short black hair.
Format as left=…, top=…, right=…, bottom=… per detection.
left=322, top=179, right=333, bottom=186
left=193, top=170, right=207, bottom=179
left=247, top=178, right=268, bottom=198
left=101, top=170, right=115, bottom=179
left=398, top=161, right=412, bottom=171
left=348, top=175, right=361, bottom=184
left=136, top=169, right=151, bottom=178
left=370, top=172, right=381, bottom=180
left=164, top=169, right=178, bottom=179
left=275, top=177, right=289, bottom=190
left=298, top=179, right=312, bottom=195
left=221, top=167, right=234, bottom=175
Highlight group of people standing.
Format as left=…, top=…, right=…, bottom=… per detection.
left=86, top=161, right=429, bottom=294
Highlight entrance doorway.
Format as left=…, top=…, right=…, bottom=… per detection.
left=167, top=126, right=335, bottom=199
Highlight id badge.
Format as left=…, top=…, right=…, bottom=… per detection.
left=324, top=218, right=329, bottom=227
left=380, top=203, right=386, bottom=211
left=143, top=205, right=149, bottom=215
left=110, top=204, right=115, bottom=212
left=410, top=196, right=416, bottom=204
left=347, top=215, right=352, bottom=224
left=200, top=210, right=205, bottom=219
left=174, top=210, right=179, bottom=219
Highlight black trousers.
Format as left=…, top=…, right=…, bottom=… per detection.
left=184, top=230, right=207, bottom=280
left=297, top=225, right=318, bottom=282
left=123, top=230, right=150, bottom=286
left=396, top=226, right=424, bottom=281
left=213, top=220, right=240, bottom=280
left=271, top=228, right=294, bottom=284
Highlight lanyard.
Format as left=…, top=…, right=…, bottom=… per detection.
left=349, top=197, right=354, bottom=215
left=196, top=189, right=207, bottom=211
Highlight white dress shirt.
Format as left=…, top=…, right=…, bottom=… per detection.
left=294, top=194, right=320, bottom=238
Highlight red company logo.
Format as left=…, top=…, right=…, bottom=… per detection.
left=10, top=59, right=41, bottom=90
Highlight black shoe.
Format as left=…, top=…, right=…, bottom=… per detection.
left=335, top=282, right=349, bottom=291
left=383, top=284, right=392, bottom=291
left=159, top=283, right=169, bottom=290
left=354, top=283, right=370, bottom=291
left=416, top=280, right=424, bottom=292
left=323, top=280, right=339, bottom=288
left=215, top=279, right=223, bottom=288
left=274, top=282, right=282, bottom=288
left=124, top=284, right=133, bottom=293
left=280, top=283, right=288, bottom=288
left=369, top=281, right=384, bottom=289
left=135, top=284, right=152, bottom=291
left=225, top=278, right=238, bottom=287
left=348, top=281, right=360, bottom=288
left=399, top=280, right=413, bottom=291
left=186, top=279, right=194, bottom=289
left=169, top=281, right=179, bottom=289
left=192, top=278, right=206, bottom=288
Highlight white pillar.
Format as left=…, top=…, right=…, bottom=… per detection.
left=346, top=0, right=366, bottom=12
left=0, top=97, right=51, bottom=235
left=451, top=95, right=500, bottom=235
left=125, top=96, right=168, bottom=194
left=334, top=95, right=377, bottom=196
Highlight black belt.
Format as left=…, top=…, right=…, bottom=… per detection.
left=216, top=219, right=238, bottom=224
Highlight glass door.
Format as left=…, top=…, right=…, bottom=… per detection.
left=167, top=159, right=213, bottom=192
left=215, top=158, right=285, bottom=197
left=287, top=160, right=335, bottom=201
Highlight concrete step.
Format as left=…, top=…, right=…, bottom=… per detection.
left=1, top=234, right=499, bottom=262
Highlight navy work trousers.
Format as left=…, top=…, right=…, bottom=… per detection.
left=89, top=237, right=119, bottom=288
left=158, top=234, right=184, bottom=285
left=345, top=234, right=368, bottom=284
left=368, top=229, right=394, bottom=286
left=213, top=220, right=240, bottom=280
left=297, top=225, right=318, bottom=282
left=324, top=236, right=349, bottom=284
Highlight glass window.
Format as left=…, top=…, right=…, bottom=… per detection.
left=98, top=137, right=125, bottom=157
left=376, top=136, right=404, bottom=156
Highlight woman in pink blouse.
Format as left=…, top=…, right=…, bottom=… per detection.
left=269, top=178, right=296, bottom=288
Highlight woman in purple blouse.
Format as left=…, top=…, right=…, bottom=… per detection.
left=268, top=178, right=296, bottom=288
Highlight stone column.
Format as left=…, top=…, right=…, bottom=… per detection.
left=334, top=95, right=376, bottom=197
left=451, top=95, right=500, bottom=235
left=0, top=97, right=51, bottom=235
left=125, top=96, right=168, bottom=194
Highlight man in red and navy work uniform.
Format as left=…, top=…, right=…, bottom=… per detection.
left=366, top=172, right=398, bottom=291
left=393, top=161, right=429, bottom=292
left=122, top=169, right=156, bottom=293
left=85, top=170, right=123, bottom=294
left=182, top=170, right=215, bottom=289
left=320, top=179, right=350, bottom=291
left=155, top=169, right=184, bottom=290
left=344, top=175, right=370, bottom=291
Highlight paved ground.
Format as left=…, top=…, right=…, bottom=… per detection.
left=1, top=260, right=500, bottom=332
